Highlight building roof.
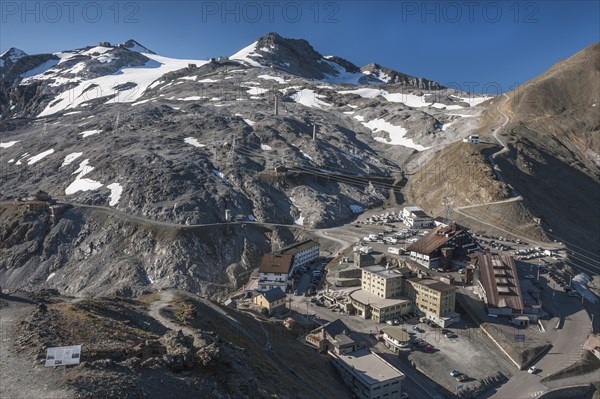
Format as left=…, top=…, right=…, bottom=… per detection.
left=381, top=327, right=410, bottom=342
left=407, top=278, right=457, bottom=293
left=434, top=216, right=453, bottom=226
left=362, top=265, right=405, bottom=279
left=322, top=319, right=352, bottom=338
left=259, top=253, right=294, bottom=274
left=474, top=252, right=524, bottom=312
left=406, top=225, right=471, bottom=255
left=331, top=333, right=356, bottom=348
left=260, top=287, right=287, bottom=303
left=277, top=240, right=319, bottom=256
left=350, top=290, right=412, bottom=310
left=331, top=349, right=405, bottom=385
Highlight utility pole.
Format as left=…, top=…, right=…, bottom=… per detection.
left=312, top=124, right=317, bottom=141
left=229, top=135, right=236, bottom=159
left=114, top=112, right=120, bottom=133
left=537, top=260, right=541, bottom=282
left=274, top=95, right=279, bottom=116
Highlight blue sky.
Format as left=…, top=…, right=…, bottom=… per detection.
left=1, top=1, right=598, bottom=93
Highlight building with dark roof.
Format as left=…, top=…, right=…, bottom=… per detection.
left=252, top=287, right=287, bottom=315
left=277, top=240, right=320, bottom=269
left=472, top=252, right=525, bottom=315
left=258, top=253, right=294, bottom=291
left=406, top=224, right=479, bottom=270
left=258, top=240, right=320, bottom=291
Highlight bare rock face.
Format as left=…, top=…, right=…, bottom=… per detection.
left=0, top=34, right=494, bottom=298
left=159, top=330, right=198, bottom=371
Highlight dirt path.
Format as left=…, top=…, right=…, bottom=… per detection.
left=0, top=293, right=75, bottom=399
left=452, top=93, right=552, bottom=246
left=147, top=290, right=205, bottom=347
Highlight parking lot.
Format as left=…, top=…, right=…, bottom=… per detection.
left=286, top=280, right=516, bottom=394
left=401, top=317, right=515, bottom=392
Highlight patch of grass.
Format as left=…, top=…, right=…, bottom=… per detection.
left=135, top=291, right=160, bottom=304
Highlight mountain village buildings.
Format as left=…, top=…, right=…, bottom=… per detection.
left=406, top=224, right=479, bottom=270
left=405, top=278, right=460, bottom=327
left=346, top=262, right=459, bottom=326
left=401, top=206, right=433, bottom=228
left=349, top=265, right=413, bottom=323
left=470, top=252, right=539, bottom=326
left=380, top=327, right=411, bottom=353
left=258, top=240, right=320, bottom=291
left=306, top=320, right=405, bottom=399
left=252, top=287, right=287, bottom=315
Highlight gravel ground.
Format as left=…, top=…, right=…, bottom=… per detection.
left=0, top=292, right=75, bottom=399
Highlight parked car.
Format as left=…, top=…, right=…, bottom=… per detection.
left=450, top=369, right=460, bottom=377
left=528, top=366, right=538, bottom=374
left=412, top=326, right=424, bottom=333
left=393, top=319, right=400, bottom=325
left=386, top=320, right=394, bottom=325
left=441, top=329, right=451, bottom=335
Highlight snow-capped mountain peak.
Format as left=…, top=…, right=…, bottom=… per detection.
left=120, top=39, right=156, bottom=55
left=0, top=47, right=27, bottom=68
left=227, top=33, right=442, bottom=88
left=228, top=32, right=380, bottom=84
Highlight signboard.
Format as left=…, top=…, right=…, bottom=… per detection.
left=45, top=345, right=81, bottom=367
left=514, top=334, right=526, bottom=342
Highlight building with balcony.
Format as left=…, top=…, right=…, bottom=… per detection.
left=380, top=328, right=411, bottom=353
left=406, top=224, right=479, bottom=270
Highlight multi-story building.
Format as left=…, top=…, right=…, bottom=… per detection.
left=349, top=290, right=412, bottom=323
left=277, top=240, right=320, bottom=274
left=257, top=240, right=320, bottom=291
left=330, top=349, right=405, bottom=399
left=402, top=206, right=433, bottom=228
left=257, top=253, right=294, bottom=291
left=310, top=320, right=405, bottom=399
left=405, top=278, right=459, bottom=327
left=349, top=265, right=412, bottom=323
left=361, top=265, right=405, bottom=298
left=406, top=224, right=479, bottom=270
